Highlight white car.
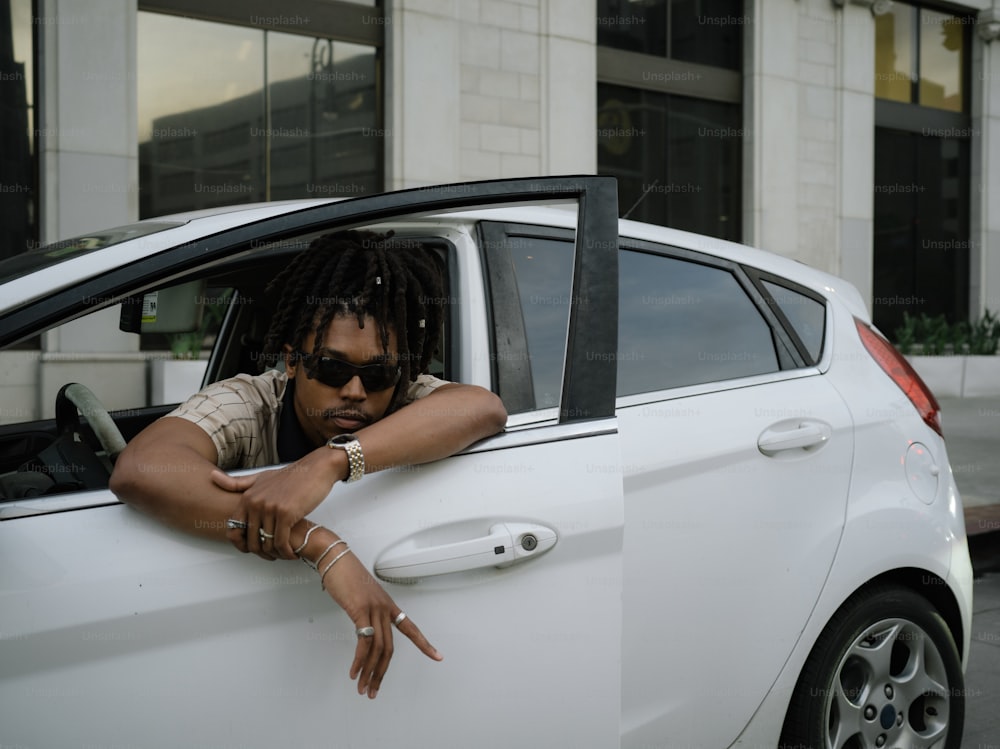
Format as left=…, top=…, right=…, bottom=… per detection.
left=0, top=177, right=973, bottom=748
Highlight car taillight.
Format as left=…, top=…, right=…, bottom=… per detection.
left=854, top=317, right=942, bottom=437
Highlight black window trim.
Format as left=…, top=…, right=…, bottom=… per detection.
left=137, top=0, right=385, bottom=46
left=741, top=267, right=828, bottom=367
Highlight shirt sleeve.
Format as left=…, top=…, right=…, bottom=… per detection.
left=166, top=373, right=283, bottom=469
left=403, top=373, right=452, bottom=403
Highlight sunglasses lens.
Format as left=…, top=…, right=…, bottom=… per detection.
left=306, top=354, right=400, bottom=391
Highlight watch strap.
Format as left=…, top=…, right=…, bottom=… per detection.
left=327, top=435, right=365, bottom=482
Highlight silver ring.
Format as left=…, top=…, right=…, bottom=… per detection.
left=226, top=519, right=247, bottom=530
left=356, top=626, right=375, bottom=638
left=393, top=612, right=407, bottom=627
left=258, top=528, right=275, bottom=541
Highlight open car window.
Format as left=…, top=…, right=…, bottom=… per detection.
left=0, top=229, right=455, bottom=506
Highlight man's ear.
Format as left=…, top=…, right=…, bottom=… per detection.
left=283, top=344, right=297, bottom=378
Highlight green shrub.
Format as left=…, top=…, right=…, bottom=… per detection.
left=893, top=309, right=999, bottom=356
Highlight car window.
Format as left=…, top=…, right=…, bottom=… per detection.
left=0, top=222, right=182, bottom=285
left=761, top=279, right=826, bottom=365
left=0, top=232, right=457, bottom=501
left=509, top=236, right=575, bottom=409
left=617, top=249, right=779, bottom=395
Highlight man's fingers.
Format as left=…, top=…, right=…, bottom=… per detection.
left=398, top=618, right=443, bottom=661
left=210, top=469, right=256, bottom=492
left=350, top=628, right=375, bottom=683
left=225, top=526, right=249, bottom=553
left=358, top=623, right=385, bottom=697
left=365, top=621, right=393, bottom=699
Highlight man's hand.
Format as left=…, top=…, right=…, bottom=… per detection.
left=212, top=447, right=349, bottom=560
left=317, top=545, right=443, bottom=699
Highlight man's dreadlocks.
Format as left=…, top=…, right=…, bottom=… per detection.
left=261, top=230, right=446, bottom=412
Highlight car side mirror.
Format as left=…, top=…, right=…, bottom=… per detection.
left=119, top=279, right=207, bottom=334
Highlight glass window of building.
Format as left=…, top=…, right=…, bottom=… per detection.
left=597, top=0, right=742, bottom=70
left=1, top=0, right=36, bottom=261
left=596, top=0, right=743, bottom=241
left=874, top=3, right=967, bottom=113
left=872, top=2, right=972, bottom=336
left=138, top=10, right=382, bottom=219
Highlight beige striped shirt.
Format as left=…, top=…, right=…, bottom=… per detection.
left=168, top=370, right=448, bottom=469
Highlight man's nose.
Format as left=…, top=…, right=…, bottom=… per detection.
left=340, top=374, right=367, bottom=400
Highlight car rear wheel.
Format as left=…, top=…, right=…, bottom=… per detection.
left=780, top=584, right=964, bottom=749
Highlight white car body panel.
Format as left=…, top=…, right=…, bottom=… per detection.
left=618, top=373, right=854, bottom=747
left=0, top=428, right=625, bottom=747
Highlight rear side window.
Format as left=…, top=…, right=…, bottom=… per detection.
left=761, top=280, right=826, bottom=365
left=618, top=250, right=779, bottom=395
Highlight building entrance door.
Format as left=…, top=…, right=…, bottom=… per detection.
left=873, top=126, right=970, bottom=337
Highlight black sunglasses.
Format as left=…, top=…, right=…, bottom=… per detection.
left=295, top=351, right=401, bottom=392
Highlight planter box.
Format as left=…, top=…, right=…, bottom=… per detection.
left=906, top=355, right=1000, bottom=398
left=906, top=356, right=965, bottom=398
left=150, top=358, right=208, bottom=405
left=962, top=356, right=1000, bottom=397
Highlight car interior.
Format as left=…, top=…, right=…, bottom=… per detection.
left=0, top=230, right=454, bottom=502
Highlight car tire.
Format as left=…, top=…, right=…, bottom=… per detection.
left=779, top=584, right=964, bottom=749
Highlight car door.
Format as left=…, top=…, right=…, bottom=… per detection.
left=0, top=177, right=626, bottom=748
left=611, top=244, right=854, bottom=748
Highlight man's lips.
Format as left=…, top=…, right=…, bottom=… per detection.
left=328, top=411, right=371, bottom=430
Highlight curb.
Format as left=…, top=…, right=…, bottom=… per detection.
left=965, top=505, right=1000, bottom=576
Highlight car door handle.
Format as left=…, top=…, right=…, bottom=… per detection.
left=758, top=421, right=832, bottom=454
left=375, top=522, right=557, bottom=583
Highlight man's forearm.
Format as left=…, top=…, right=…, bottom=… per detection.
left=352, top=383, right=506, bottom=474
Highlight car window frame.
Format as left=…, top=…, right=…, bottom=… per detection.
left=0, top=176, right=622, bottom=517
left=741, top=267, right=829, bottom=367
left=3, top=177, right=620, bottom=422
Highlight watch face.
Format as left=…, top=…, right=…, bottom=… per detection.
left=329, top=434, right=356, bottom=445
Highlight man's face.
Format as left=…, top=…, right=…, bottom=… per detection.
left=285, top=314, right=399, bottom=446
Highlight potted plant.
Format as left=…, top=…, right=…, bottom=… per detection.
left=961, top=310, right=1000, bottom=397
left=896, top=310, right=1000, bottom=398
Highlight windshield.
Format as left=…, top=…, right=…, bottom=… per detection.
left=0, top=222, right=181, bottom=285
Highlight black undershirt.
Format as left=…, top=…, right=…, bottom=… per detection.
left=276, top=379, right=317, bottom=463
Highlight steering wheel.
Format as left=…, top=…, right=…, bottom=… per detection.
left=55, top=383, right=127, bottom=460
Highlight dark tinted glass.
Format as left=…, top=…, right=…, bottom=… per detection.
left=597, top=0, right=742, bottom=70
left=668, top=0, right=743, bottom=70
left=597, top=0, right=667, bottom=56
left=598, top=83, right=741, bottom=241
left=138, top=13, right=381, bottom=218
left=762, top=280, right=826, bottom=365
left=618, top=250, right=778, bottom=395
left=267, top=34, right=380, bottom=200
left=510, top=236, right=575, bottom=409
left=0, top=222, right=180, bottom=285
left=873, top=127, right=970, bottom=334
left=1, top=0, right=36, bottom=261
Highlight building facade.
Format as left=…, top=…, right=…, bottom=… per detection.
left=2, top=0, right=999, bottom=419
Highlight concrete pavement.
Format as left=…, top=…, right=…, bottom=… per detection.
left=938, top=397, right=1000, bottom=575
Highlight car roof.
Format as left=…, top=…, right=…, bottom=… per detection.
left=419, top=205, right=871, bottom=321
left=3, top=199, right=870, bottom=323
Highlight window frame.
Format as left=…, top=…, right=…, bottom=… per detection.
left=742, top=267, right=828, bottom=367
left=137, top=0, right=385, bottom=46
left=479, top=221, right=579, bottom=415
